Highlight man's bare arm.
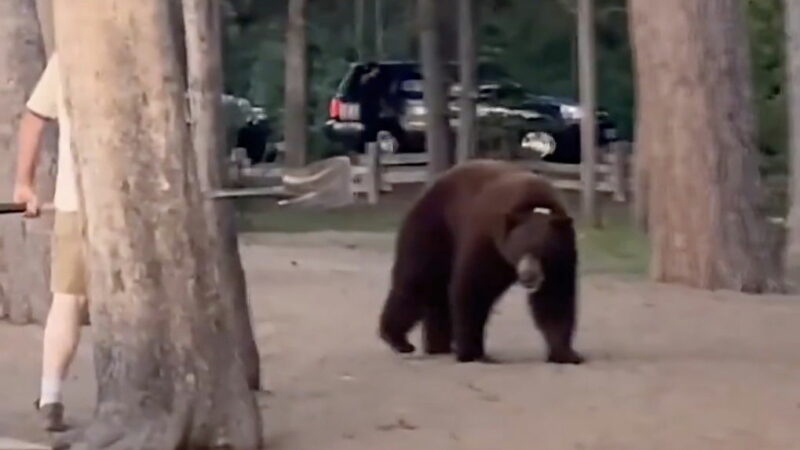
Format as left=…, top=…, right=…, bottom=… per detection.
left=13, top=110, right=49, bottom=216
left=16, top=110, right=48, bottom=188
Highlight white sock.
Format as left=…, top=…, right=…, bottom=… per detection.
left=39, top=377, right=62, bottom=406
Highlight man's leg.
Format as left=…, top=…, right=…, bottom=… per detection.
left=37, top=211, right=88, bottom=432
left=38, top=293, right=86, bottom=424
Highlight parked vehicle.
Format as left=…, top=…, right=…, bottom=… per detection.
left=473, top=82, right=620, bottom=163
left=324, top=61, right=620, bottom=164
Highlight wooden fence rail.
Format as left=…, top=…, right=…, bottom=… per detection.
left=220, top=141, right=633, bottom=210
left=353, top=141, right=632, bottom=205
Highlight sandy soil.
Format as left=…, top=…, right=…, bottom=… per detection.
left=2, top=231, right=800, bottom=450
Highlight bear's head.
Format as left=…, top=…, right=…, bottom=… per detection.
left=498, top=206, right=576, bottom=293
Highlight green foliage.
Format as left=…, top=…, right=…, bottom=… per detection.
left=223, top=0, right=417, bottom=160
left=744, top=0, right=786, bottom=179
left=476, top=0, right=633, bottom=138
left=222, top=0, right=786, bottom=172
left=222, top=3, right=285, bottom=128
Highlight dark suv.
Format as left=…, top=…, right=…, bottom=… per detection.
left=324, top=61, right=619, bottom=164
left=473, top=82, right=620, bottom=163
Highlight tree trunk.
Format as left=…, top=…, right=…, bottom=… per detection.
left=418, top=0, right=453, bottom=177
left=436, top=0, right=459, bottom=63
left=0, top=0, right=56, bottom=325
left=456, top=0, right=477, bottom=164
left=284, top=0, right=308, bottom=168
left=53, top=1, right=262, bottom=448
left=784, top=0, right=800, bottom=288
left=578, top=0, right=600, bottom=227
left=628, top=0, right=662, bottom=233
left=182, top=0, right=261, bottom=392
left=355, top=0, right=366, bottom=61
left=375, top=0, right=385, bottom=60
left=355, top=0, right=377, bottom=62
left=35, top=0, right=54, bottom=56
left=628, top=0, right=782, bottom=292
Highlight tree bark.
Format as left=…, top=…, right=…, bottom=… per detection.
left=35, top=0, right=55, bottom=56
left=628, top=0, right=782, bottom=292
left=0, top=0, right=56, bottom=325
left=418, top=0, right=453, bottom=177
left=456, top=0, right=477, bottom=164
left=355, top=0, right=377, bottom=62
left=436, top=0, right=459, bottom=63
left=355, top=0, right=365, bottom=60
left=375, top=0, right=385, bottom=60
left=784, top=0, right=800, bottom=288
left=628, top=0, right=664, bottom=233
left=182, top=0, right=261, bottom=391
left=53, top=1, right=262, bottom=448
left=284, top=0, right=308, bottom=168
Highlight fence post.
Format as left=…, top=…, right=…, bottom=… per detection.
left=610, top=141, right=628, bottom=202
left=366, top=142, right=381, bottom=204
left=630, top=141, right=648, bottom=232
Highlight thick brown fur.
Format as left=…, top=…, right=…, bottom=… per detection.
left=378, top=159, right=583, bottom=364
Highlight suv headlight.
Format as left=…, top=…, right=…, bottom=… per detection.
left=559, top=104, right=584, bottom=120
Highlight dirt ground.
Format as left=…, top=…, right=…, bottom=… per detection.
left=3, top=231, right=800, bottom=450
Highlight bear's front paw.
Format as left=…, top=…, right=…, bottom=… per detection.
left=394, top=342, right=416, bottom=353
left=547, top=349, right=585, bottom=365
left=380, top=331, right=416, bottom=354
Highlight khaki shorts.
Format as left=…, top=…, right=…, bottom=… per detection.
left=50, top=211, right=88, bottom=296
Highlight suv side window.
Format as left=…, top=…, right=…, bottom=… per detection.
left=394, top=65, right=459, bottom=101
left=397, top=77, right=423, bottom=100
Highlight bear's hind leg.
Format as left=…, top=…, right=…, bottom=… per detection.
left=380, top=207, right=452, bottom=356
left=379, top=287, right=423, bottom=354
left=423, top=283, right=452, bottom=354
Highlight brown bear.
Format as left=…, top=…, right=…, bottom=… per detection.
left=378, top=159, right=583, bottom=364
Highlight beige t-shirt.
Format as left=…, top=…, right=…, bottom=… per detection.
left=26, top=54, right=79, bottom=212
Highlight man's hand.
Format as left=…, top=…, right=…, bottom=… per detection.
left=13, top=183, right=40, bottom=218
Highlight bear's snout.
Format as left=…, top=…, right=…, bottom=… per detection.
left=516, top=254, right=543, bottom=293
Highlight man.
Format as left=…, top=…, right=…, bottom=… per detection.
left=358, top=62, right=385, bottom=145
left=14, top=53, right=86, bottom=432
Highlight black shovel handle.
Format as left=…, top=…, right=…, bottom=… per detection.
left=0, top=203, right=29, bottom=214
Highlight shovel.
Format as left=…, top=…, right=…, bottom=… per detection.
left=0, top=202, right=54, bottom=215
